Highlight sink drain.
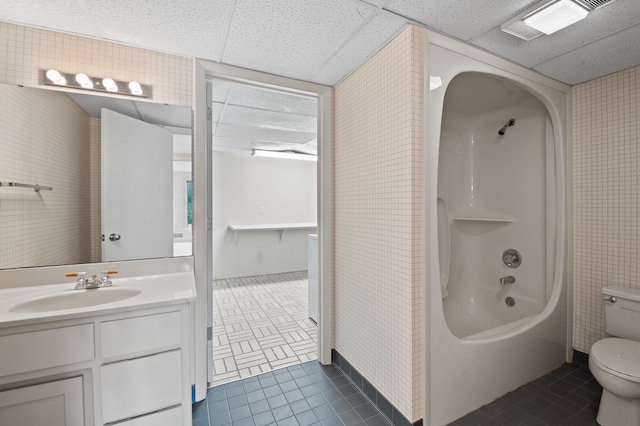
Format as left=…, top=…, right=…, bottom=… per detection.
left=505, top=297, right=515, bottom=307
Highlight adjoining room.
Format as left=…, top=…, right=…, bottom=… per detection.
left=209, top=79, right=319, bottom=385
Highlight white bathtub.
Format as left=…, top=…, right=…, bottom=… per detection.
left=425, top=30, right=570, bottom=426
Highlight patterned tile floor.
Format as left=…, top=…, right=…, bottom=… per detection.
left=448, top=360, right=601, bottom=425
left=193, top=361, right=391, bottom=426
left=212, top=271, right=317, bottom=386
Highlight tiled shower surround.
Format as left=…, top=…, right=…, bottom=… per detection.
left=333, top=26, right=423, bottom=422
left=572, top=65, right=640, bottom=353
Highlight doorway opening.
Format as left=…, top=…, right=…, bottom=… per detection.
left=209, top=78, right=319, bottom=386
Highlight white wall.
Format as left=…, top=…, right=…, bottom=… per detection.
left=213, top=151, right=316, bottom=279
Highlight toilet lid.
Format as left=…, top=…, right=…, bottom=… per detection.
left=591, top=338, right=640, bottom=381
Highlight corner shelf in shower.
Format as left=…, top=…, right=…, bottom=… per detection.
left=452, top=208, right=513, bottom=223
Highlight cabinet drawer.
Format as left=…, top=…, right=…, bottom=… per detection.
left=101, top=311, right=181, bottom=358
left=0, top=377, right=84, bottom=426
left=0, top=324, right=94, bottom=377
left=101, top=350, right=182, bottom=423
left=108, top=406, right=182, bottom=426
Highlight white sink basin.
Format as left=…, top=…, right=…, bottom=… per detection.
left=10, top=288, right=142, bottom=313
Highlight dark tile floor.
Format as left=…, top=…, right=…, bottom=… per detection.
left=194, top=360, right=602, bottom=426
left=448, top=361, right=602, bottom=426
left=193, top=361, right=391, bottom=426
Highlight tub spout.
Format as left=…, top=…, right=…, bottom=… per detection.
left=500, top=276, right=516, bottom=285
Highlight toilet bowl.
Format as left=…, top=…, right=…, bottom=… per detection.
left=589, top=338, right=640, bottom=426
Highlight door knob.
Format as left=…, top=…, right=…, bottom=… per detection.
left=109, top=233, right=121, bottom=241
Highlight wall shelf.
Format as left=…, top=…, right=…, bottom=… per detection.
left=451, top=208, right=513, bottom=223
left=227, top=223, right=317, bottom=245
left=453, top=217, right=513, bottom=223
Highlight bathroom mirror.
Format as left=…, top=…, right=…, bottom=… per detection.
left=0, top=84, right=193, bottom=270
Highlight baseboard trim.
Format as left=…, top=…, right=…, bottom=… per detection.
left=332, top=349, right=422, bottom=426
left=572, top=349, right=589, bottom=365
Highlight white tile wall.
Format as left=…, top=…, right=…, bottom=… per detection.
left=572, top=65, right=640, bottom=353
left=0, top=85, right=92, bottom=268
left=333, top=26, right=423, bottom=422
left=89, top=117, right=101, bottom=262
left=0, top=21, right=193, bottom=107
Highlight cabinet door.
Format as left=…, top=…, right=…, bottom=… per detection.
left=101, top=350, right=181, bottom=423
left=112, top=406, right=182, bottom=426
left=0, top=377, right=84, bottom=426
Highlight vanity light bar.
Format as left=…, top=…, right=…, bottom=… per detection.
left=43, top=69, right=150, bottom=98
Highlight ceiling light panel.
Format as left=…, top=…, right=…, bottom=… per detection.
left=385, top=0, right=535, bottom=41
left=213, top=137, right=312, bottom=153
left=214, top=124, right=316, bottom=144
left=82, top=0, right=236, bottom=60
left=221, top=105, right=317, bottom=133
left=228, top=85, right=317, bottom=117
left=221, top=0, right=377, bottom=81
left=252, top=150, right=317, bottom=161
left=523, top=0, right=589, bottom=35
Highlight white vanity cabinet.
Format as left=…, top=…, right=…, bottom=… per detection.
left=0, top=303, right=192, bottom=426
left=0, top=377, right=85, bottom=426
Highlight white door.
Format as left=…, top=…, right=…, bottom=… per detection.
left=0, top=377, right=84, bottom=426
left=102, top=109, right=173, bottom=261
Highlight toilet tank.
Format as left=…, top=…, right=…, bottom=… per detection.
left=603, top=286, right=640, bottom=340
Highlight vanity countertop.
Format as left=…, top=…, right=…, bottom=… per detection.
left=0, top=271, right=196, bottom=328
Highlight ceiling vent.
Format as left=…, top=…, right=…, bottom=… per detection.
left=501, top=19, right=545, bottom=41
left=575, top=0, right=618, bottom=10
left=501, top=0, right=618, bottom=41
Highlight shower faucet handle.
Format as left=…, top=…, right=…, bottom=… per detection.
left=500, top=276, right=516, bottom=285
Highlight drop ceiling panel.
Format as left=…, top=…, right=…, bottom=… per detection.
left=211, top=102, right=225, bottom=125
left=313, top=10, right=408, bottom=85
left=385, top=0, right=536, bottom=41
left=81, top=0, right=236, bottom=60
left=214, top=123, right=316, bottom=143
left=360, top=0, right=388, bottom=7
left=66, top=93, right=139, bottom=118
left=221, top=105, right=317, bottom=132
left=211, top=79, right=233, bottom=103
left=470, top=0, right=640, bottom=69
left=0, top=0, right=96, bottom=36
left=533, top=24, right=640, bottom=84
left=136, top=101, right=192, bottom=128
left=221, top=0, right=376, bottom=81
left=228, top=85, right=317, bottom=116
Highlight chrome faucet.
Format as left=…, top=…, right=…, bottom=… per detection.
left=500, top=276, right=516, bottom=285
left=67, top=270, right=118, bottom=290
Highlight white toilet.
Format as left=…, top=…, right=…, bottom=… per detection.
left=589, top=286, right=640, bottom=426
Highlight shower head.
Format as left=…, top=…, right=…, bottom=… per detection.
left=498, top=119, right=516, bottom=136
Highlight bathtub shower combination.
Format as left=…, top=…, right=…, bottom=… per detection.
left=426, top=34, right=570, bottom=426
left=438, top=72, right=555, bottom=339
